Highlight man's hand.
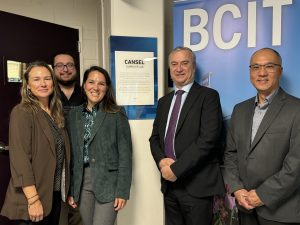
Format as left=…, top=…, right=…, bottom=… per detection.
left=159, top=158, right=175, bottom=169
left=245, top=190, right=264, bottom=207
left=234, top=189, right=254, bottom=210
left=160, top=165, right=177, bottom=182
left=67, top=196, right=78, bottom=209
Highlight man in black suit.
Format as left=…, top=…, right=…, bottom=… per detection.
left=149, top=46, right=225, bottom=225
left=223, top=48, right=300, bottom=225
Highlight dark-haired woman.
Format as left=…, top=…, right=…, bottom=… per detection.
left=67, top=66, right=132, bottom=225
left=1, top=61, right=71, bottom=225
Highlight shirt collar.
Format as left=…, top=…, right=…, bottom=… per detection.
left=255, top=88, right=279, bottom=108
left=174, top=81, right=193, bottom=95
left=82, top=102, right=100, bottom=114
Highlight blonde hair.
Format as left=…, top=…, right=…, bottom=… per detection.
left=21, top=61, right=65, bottom=128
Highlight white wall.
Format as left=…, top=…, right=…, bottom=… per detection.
left=0, top=0, right=101, bottom=77
left=100, top=1, right=167, bottom=225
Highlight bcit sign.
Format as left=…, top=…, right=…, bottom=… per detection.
left=182, top=0, right=293, bottom=51
left=173, top=0, right=299, bottom=118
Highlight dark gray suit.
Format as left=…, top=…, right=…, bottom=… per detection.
left=223, top=88, right=300, bottom=223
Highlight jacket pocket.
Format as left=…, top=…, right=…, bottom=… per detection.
left=107, top=162, right=118, bottom=171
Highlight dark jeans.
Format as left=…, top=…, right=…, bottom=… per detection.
left=15, top=191, right=61, bottom=225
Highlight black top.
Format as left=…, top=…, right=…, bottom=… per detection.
left=60, top=84, right=83, bottom=116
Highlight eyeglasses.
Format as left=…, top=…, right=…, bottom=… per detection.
left=249, top=63, right=281, bottom=73
left=54, top=63, right=75, bottom=70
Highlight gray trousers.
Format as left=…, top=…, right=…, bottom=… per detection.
left=239, top=210, right=300, bottom=225
left=79, top=167, right=117, bottom=225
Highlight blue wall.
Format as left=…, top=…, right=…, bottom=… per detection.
left=173, top=0, right=299, bottom=118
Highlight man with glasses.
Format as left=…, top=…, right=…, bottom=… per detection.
left=53, top=53, right=82, bottom=115
left=223, top=48, right=300, bottom=225
left=53, top=53, right=83, bottom=225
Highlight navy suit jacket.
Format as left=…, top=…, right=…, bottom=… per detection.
left=149, top=82, right=225, bottom=197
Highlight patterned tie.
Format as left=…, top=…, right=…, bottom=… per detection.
left=164, top=90, right=185, bottom=160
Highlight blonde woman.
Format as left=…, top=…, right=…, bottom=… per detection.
left=1, top=61, right=71, bottom=225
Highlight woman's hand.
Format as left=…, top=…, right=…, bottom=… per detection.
left=68, top=196, right=78, bottom=208
left=114, top=198, right=127, bottom=211
left=28, top=199, right=44, bottom=222
left=22, top=185, right=43, bottom=222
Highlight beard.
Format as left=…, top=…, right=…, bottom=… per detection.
left=57, top=75, right=77, bottom=87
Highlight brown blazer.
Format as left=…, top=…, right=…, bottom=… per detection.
left=0, top=103, right=71, bottom=220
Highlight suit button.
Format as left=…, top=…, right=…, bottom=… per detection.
left=91, top=158, right=96, bottom=163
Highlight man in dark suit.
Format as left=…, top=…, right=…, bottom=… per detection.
left=149, top=46, right=225, bottom=225
left=223, top=48, right=300, bottom=225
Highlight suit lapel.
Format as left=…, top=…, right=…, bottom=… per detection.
left=243, top=99, right=256, bottom=155
left=250, top=89, right=286, bottom=153
left=36, top=110, right=56, bottom=156
left=75, top=108, right=85, bottom=153
left=176, top=83, right=198, bottom=134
